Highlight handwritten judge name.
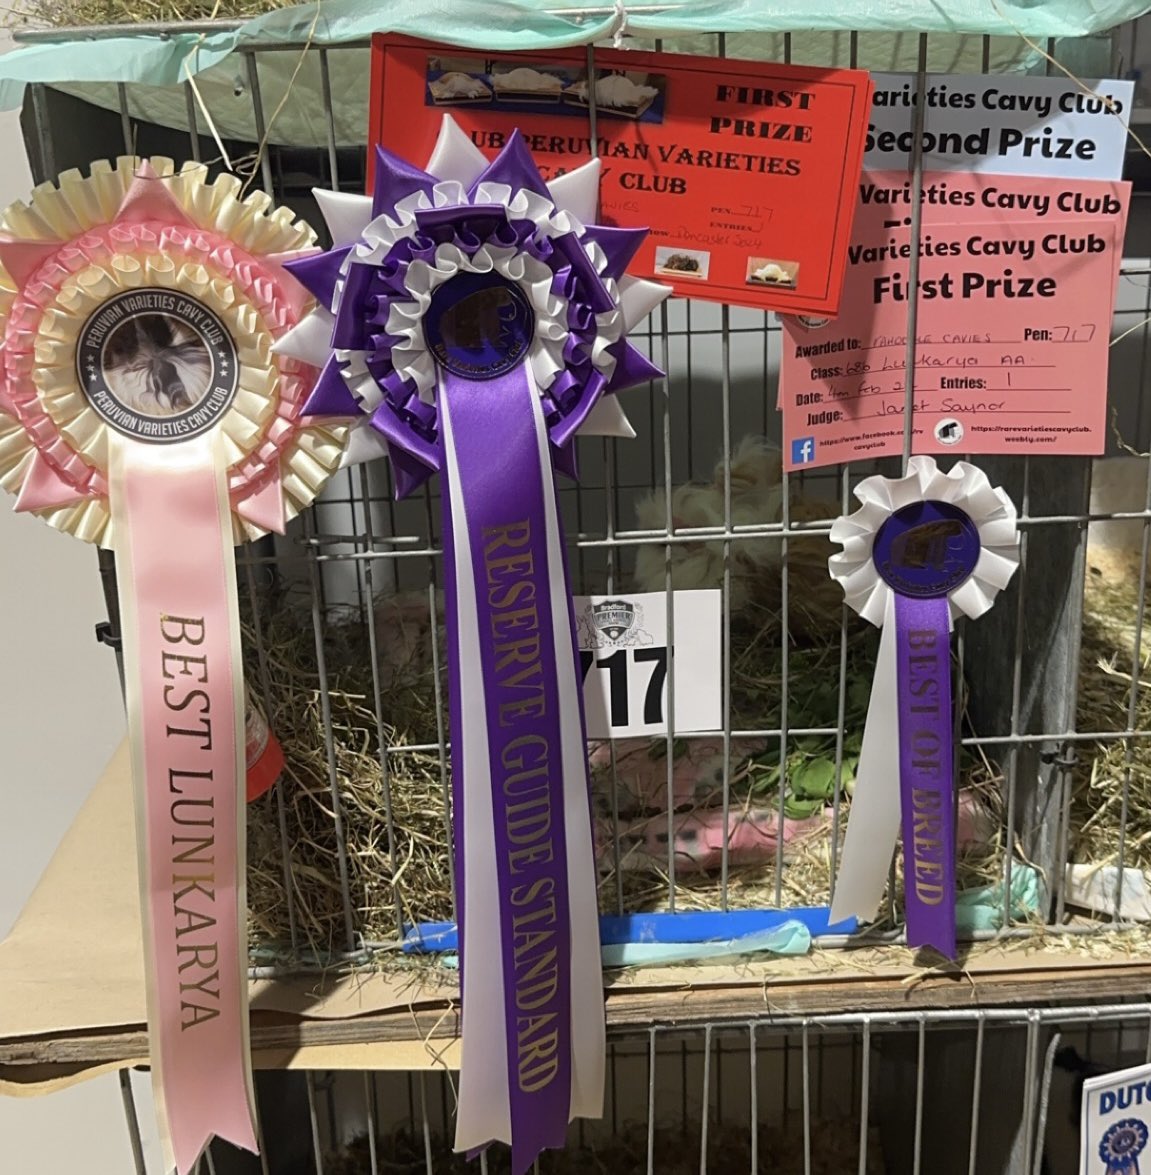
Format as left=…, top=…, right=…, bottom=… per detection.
left=483, top=521, right=567, bottom=1095
left=160, top=614, right=223, bottom=1031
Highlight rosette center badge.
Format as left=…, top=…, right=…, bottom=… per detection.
left=873, top=500, right=982, bottom=599
left=426, top=273, right=535, bottom=378
left=78, top=289, right=239, bottom=441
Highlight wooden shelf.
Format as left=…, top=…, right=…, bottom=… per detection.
left=4, top=950, right=1151, bottom=1075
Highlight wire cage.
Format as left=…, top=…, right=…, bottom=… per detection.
left=11, top=10, right=1151, bottom=1175
left=16, top=11, right=1151, bottom=956
left=104, top=999, right=1151, bottom=1175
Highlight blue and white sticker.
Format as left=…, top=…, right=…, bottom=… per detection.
left=1082, top=1062, right=1151, bottom=1174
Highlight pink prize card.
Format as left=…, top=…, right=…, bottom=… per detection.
left=781, top=171, right=1130, bottom=471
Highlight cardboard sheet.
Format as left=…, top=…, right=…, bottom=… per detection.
left=0, top=741, right=456, bottom=1042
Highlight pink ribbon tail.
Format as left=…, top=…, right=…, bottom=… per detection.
left=112, top=432, right=258, bottom=1175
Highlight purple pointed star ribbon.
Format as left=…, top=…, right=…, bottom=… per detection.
left=289, top=130, right=664, bottom=1173
left=291, top=134, right=660, bottom=495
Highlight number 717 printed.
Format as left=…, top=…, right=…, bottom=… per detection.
left=573, top=590, right=722, bottom=739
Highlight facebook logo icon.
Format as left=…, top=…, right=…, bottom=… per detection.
left=791, top=437, right=816, bottom=465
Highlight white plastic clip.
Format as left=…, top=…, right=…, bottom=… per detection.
left=611, top=0, right=629, bottom=49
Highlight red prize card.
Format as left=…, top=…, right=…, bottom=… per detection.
left=370, top=36, right=873, bottom=317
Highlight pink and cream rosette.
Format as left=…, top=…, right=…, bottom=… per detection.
left=0, top=158, right=346, bottom=1174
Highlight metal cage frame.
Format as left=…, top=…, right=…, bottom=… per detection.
left=12, top=18, right=1151, bottom=1174
left=100, top=999, right=1151, bottom=1175
left=16, top=20, right=1151, bottom=952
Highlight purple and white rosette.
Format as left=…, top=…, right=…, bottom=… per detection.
left=274, top=115, right=670, bottom=1172
left=826, top=456, right=1019, bottom=957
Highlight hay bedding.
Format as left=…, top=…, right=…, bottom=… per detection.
left=243, top=598, right=450, bottom=956
left=242, top=441, right=1010, bottom=961
left=25, top=0, right=296, bottom=26
left=1071, top=548, right=1151, bottom=875
left=322, top=1120, right=886, bottom=1174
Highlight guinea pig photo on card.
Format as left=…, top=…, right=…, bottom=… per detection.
left=101, top=313, right=213, bottom=416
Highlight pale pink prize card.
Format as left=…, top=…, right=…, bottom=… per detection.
left=781, top=171, right=1130, bottom=471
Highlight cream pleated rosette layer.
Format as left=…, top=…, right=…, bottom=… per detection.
left=0, top=158, right=347, bottom=1175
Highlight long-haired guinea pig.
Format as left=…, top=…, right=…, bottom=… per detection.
left=632, top=437, right=844, bottom=632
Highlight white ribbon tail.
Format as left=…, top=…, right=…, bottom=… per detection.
left=530, top=379, right=605, bottom=1121
left=446, top=372, right=605, bottom=1148
left=830, top=595, right=902, bottom=925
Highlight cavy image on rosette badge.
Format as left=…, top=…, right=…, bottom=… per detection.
left=0, top=158, right=347, bottom=1175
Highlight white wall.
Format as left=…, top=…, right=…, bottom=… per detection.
left=0, top=29, right=163, bottom=1174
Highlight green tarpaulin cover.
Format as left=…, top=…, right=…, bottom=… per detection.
left=0, top=0, right=1141, bottom=144
left=1, top=0, right=1146, bottom=98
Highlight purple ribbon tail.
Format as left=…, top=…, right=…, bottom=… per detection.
left=894, top=593, right=957, bottom=958
left=442, top=365, right=574, bottom=1172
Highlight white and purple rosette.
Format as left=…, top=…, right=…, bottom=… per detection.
left=827, top=456, right=1019, bottom=957
left=275, top=116, right=670, bottom=1172
left=1101, top=1119, right=1149, bottom=1175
